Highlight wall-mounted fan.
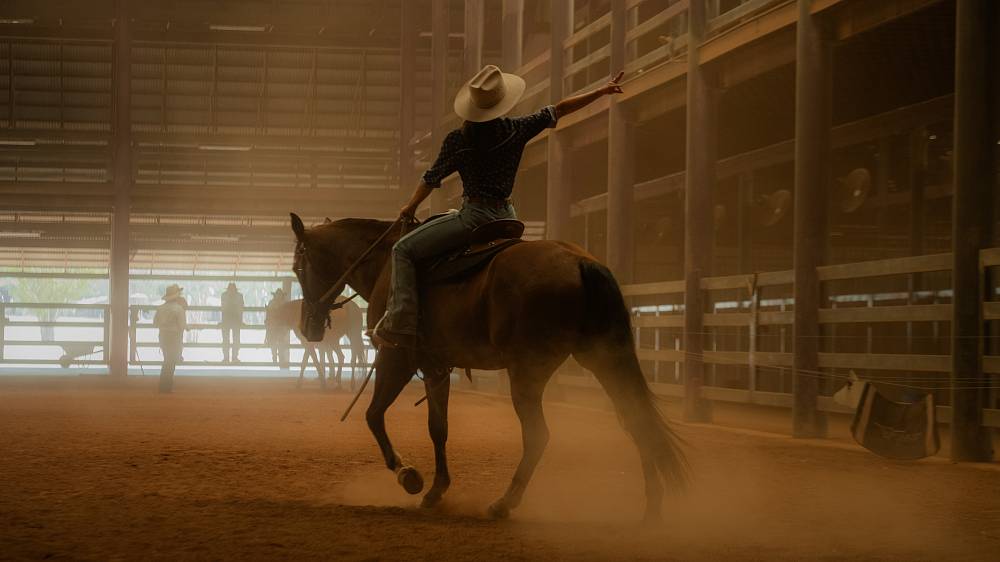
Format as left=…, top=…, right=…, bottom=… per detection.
left=753, top=189, right=792, bottom=227
left=837, top=168, right=871, bottom=213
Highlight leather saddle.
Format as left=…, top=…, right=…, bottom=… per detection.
left=420, top=217, right=525, bottom=284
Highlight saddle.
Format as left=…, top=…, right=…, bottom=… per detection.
left=421, top=217, right=525, bottom=284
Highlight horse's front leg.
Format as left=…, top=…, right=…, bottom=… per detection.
left=364, top=349, right=423, bottom=495
left=420, top=372, right=451, bottom=508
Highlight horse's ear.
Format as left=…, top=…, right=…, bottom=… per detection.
left=290, top=213, right=306, bottom=240
left=323, top=217, right=332, bottom=224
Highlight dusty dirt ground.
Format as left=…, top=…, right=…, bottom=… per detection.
left=1, top=376, right=999, bottom=561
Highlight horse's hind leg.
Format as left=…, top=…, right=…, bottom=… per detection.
left=420, top=373, right=451, bottom=508
left=365, top=349, right=423, bottom=495
left=334, top=346, right=345, bottom=388
left=487, top=360, right=558, bottom=519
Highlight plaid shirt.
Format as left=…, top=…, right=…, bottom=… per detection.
left=422, top=105, right=559, bottom=200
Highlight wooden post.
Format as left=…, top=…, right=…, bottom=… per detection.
left=792, top=0, right=830, bottom=438
left=109, top=0, right=132, bottom=378
left=950, top=0, right=996, bottom=462
left=399, top=0, right=417, bottom=191
left=280, top=278, right=292, bottom=370
left=545, top=0, right=572, bottom=242
left=682, top=0, right=714, bottom=422
left=0, top=302, right=6, bottom=362
left=502, top=0, right=524, bottom=72
left=606, top=0, right=634, bottom=282
left=128, top=306, right=138, bottom=363
left=464, top=0, right=484, bottom=77
left=429, top=0, right=451, bottom=214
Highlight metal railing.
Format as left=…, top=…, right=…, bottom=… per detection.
left=0, top=302, right=372, bottom=370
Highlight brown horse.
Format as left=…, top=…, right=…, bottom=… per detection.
left=289, top=213, right=685, bottom=521
left=269, top=298, right=368, bottom=390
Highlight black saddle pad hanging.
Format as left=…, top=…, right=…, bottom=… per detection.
left=850, top=383, right=940, bottom=460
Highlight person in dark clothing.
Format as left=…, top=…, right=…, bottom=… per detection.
left=371, top=65, right=624, bottom=348
left=220, top=282, right=245, bottom=363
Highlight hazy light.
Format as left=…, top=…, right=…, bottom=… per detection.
left=208, top=24, right=267, bottom=32
left=198, top=145, right=251, bottom=152
left=0, top=18, right=35, bottom=25
left=0, top=139, right=37, bottom=146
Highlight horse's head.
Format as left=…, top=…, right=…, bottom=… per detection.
left=290, top=213, right=345, bottom=342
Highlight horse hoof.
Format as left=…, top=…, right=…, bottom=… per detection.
left=487, top=500, right=510, bottom=520
left=420, top=491, right=442, bottom=509
left=397, top=466, right=424, bottom=495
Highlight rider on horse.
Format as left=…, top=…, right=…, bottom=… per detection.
left=372, top=65, right=625, bottom=349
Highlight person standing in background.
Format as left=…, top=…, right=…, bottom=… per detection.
left=153, top=284, right=186, bottom=394
left=220, top=282, right=244, bottom=363
left=264, top=287, right=287, bottom=364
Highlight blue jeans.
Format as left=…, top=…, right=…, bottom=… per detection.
left=381, top=199, right=517, bottom=335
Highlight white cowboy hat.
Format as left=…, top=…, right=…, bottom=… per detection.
left=162, top=284, right=183, bottom=302
left=453, top=65, right=526, bottom=122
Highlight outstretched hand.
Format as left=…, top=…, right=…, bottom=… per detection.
left=603, top=71, right=624, bottom=95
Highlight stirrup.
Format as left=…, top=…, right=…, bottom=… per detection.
left=369, top=316, right=416, bottom=349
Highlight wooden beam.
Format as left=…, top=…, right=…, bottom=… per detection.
left=791, top=0, right=831, bottom=438
left=606, top=1, right=634, bottom=282
left=682, top=0, right=713, bottom=422
left=502, top=0, right=523, bottom=71
left=546, top=0, right=572, bottom=242
left=399, top=0, right=418, bottom=190
left=950, top=0, right=997, bottom=461
left=108, top=0, right=130, bottom=378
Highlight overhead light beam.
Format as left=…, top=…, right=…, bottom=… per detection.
left=209, top=24, right=268, bottom=32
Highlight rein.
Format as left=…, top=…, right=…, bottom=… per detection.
left=315, top=217, right=407, bottom=306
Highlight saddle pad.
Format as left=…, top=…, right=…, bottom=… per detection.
left=850, top=383, right=940, bottom=460
left=425, top=238, right=522, bottom=284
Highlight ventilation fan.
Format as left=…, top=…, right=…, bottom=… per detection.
left=837, top=168, right=871, bottom=214
left=754, top=190, right=792, bottom=227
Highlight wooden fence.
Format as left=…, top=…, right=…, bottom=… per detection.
left=591, top=248, right=1000, bottom=428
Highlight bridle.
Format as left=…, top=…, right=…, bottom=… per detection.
left=293, top=217, right=410, bottom=331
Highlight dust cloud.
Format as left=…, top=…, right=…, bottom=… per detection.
left=1, top=376, right=998, bottom=561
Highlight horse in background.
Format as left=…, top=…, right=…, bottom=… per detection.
left=268, top=298, right=368, bottom=390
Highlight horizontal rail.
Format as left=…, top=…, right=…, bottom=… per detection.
left=707, top=0, right=786, bottom=35
left=2, top=320, right=106, bottom=328
left=2, top=302, right=108, bottom=310
left=564, top=44, right=611, bottom=78
left=563, top=12, right=612, bottom=50
left=517, top=50, right=550, bottom=77
left=700, top=270, right=794, bottom=291
left=819, top=304, right=952, bottom=324
left=703, top=313, right=751, bottom=327
left=626, top=1, right=689, bottom=44
left=621, top=279, right=685, bottom=296
left=758, top=310, right=793, bottom=325
left=633, top=315, right=684, bottom=328
left=981, top=247, right=1000, bottom=268
left=817, top=352, right=950, bottom=373
left=637, top=348, right=684, bottom=362
left=3, top=339, right=105, bottom=347
left=817, top=253, right=952, bottom=281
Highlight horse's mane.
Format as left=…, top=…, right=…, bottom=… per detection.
left=310, top=217, right=400, bottom=248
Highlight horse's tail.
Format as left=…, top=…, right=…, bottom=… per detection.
left=576, top=260, right=688, bottom=490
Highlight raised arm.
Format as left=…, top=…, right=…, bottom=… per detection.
left=554, top=71, right=624, bottom=120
